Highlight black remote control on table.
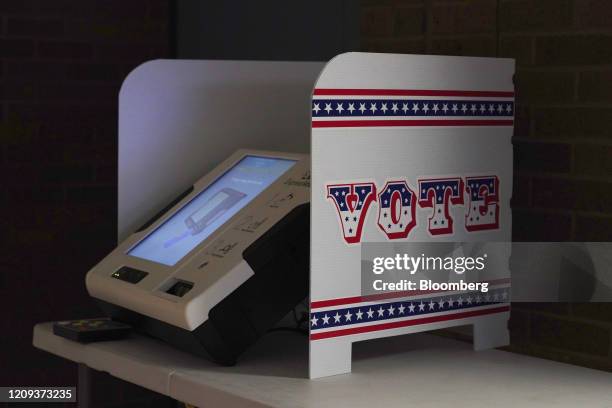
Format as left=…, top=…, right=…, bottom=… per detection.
left=53, top=318, right=132, bottom=343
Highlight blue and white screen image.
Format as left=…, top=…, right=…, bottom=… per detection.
left=128, top=155, right=296, bottom=266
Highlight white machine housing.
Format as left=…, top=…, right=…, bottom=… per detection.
left=86, top=149, right=310, bottom=364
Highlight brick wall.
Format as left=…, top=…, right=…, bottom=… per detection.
left=0, top=0, right=174, bottom=405
left=362, top=0, right=612, bottom=371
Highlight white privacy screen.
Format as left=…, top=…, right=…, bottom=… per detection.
left=128, top=155, right=296, bottom=266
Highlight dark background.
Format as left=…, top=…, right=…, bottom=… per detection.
left=1, top=0, right=611, bottom=406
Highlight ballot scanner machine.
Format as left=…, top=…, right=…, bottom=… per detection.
left=86, top=150, right=310, bottom=365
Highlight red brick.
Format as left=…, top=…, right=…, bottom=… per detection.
left=574, top=215, right=612, bottom=240
left=513, top=104, right=530, bottom=138
left=36, top=0, right=93, bottom=17
left=431, top=35, right=497, bottom=57
left=500, top=0, right=572, bottom=32
left=64, top=19, right=167, bottom=44
left=512, top=209, right=572, bottom=241
left=393, top=6, right=425, bottom=36
left=514, top=141, right=571, bottom=173
left=362, top=6, right=394, bottom=37
left=530, top=313, right=610, bottom=356
left=38, top=83, right=118, bottom=101
left=93, top=43, right=157, bottom=62
left=578, top=70, right=612, bottom=103
left=499, top=35, right=533, bottom=67
left=0, top=0, right=36, bottom=14
left=511, top=174, right=531, bottom=208
left=533, top=107, right=612, bottom=140
left=574, top=0, right=612, bottom=29
left=515, top=70, right=574, bottom=104
left=91, top=0, right=150, bottom=20
left=0, top=38, right=35, bottom=57
left=1, top=81, right=37, bottom=100
left=38, top=41, right=93, bottom=59
left=572, top=303, right=612, bottom=324
left=4, top=61, right=66, bottom=80
left=6, top=18, right=64, bottom=37
left=531, top=177, right=612, bottom=213
left=574, top=144, right=612, bottom=177
left=536, top=35, right=612, bottom=66
left=361, top=38, right=426, bottom=54
left=432, top=0, right=496, bottom=34
left=65, top=62, right=124, bottom=81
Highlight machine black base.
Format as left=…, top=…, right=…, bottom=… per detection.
left=97, top=203, right=309, bottom=366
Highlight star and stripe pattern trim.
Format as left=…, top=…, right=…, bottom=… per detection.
left=311, top=88, right=514, bottom=128
left=310, top=287, right=510, bottom=340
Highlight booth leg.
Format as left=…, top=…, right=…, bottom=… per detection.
left=472, top=314, right=510, bottom=351
left=309, top=337, right=352, bottom=379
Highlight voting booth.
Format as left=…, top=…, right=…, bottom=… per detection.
left=81, top=53, right=514, bottom=380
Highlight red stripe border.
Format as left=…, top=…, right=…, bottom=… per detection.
left=311, top=278, right=511, bottom=309
left=310, top=306, right=510, bottom=340
left=312, top=119, right=513, bottom=128
left=313, top=88, right=514, bottom=97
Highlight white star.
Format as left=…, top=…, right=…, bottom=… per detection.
left=442, top=103, right=449, bottom=113
left=428, top=300, right=436, bottom=310
left=313, top=103, right=321, bottom=114
left=377, top=306, right=385, bottom=317
left=367, top=308, right=374, bottom=318
left=334, top=191, right=339, bottom=196
left=418, top=301, right=425, bottom=311
left=398, top=304, right=405, bottom=314
left=457, top=297, right=464, bottom=306
left=359, top=103, right=366, bottom=113
left=324, top=103, right=332, bottom=114
left=388, top=305, right=395, bottom=315
left=497, top=104, right=503, bottom=114
left=480, top=104, right=486, bottom=113
left=344, top=310, right=353, bottom=321
left=311, top=316, right=318, bottom=326
left=502, top=291, right=508, bottom=300
left=452, top=104, right=458, bottom=113
left=402, top=103, right=409, bottom=113
left=408, top=303, right=416, bottom=313
left=333, top=312, right=341, bottom=323
left=506, top=104, right=512, bottom=114
left=438, top=299, right=445, bottom=309
left=391, top=103, right=399, bottom=113
left=467, top=296, right=473, bottom=305
left=448, top=298, right=454, bottom=307
left=322, top=314, right=330, bottom=324
left=432, top=104, right=439, bottom=114
left=381, top=103, right=388, bottom=114
left=422, top=104, right=430, bottom=113
left=461, top=104, right=468, bottom=113
left=489, top=104, right=495, bottom=113
left=471, top=104, right=477, bottom=113
left=475, top=295, right=481, bottom=303
left=412, top=103, right=420, bottom=113
left=336, top=103, right=344, bottom=113
left=347, top=103, right=355, bottom=114
left=356, top=309, right=364, bottom=320
left=370, top=103, right=377, bottom=113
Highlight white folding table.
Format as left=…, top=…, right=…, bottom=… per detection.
left=34, top=323, right=612, bottom=408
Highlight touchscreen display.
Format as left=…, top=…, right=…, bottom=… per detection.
left=128, top=155, right=296, bottom=266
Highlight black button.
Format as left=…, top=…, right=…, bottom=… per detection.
left=112, top=266, right=148, bottom=284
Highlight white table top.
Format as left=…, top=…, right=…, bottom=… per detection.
left=34, top=322, right=612, bottom=408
